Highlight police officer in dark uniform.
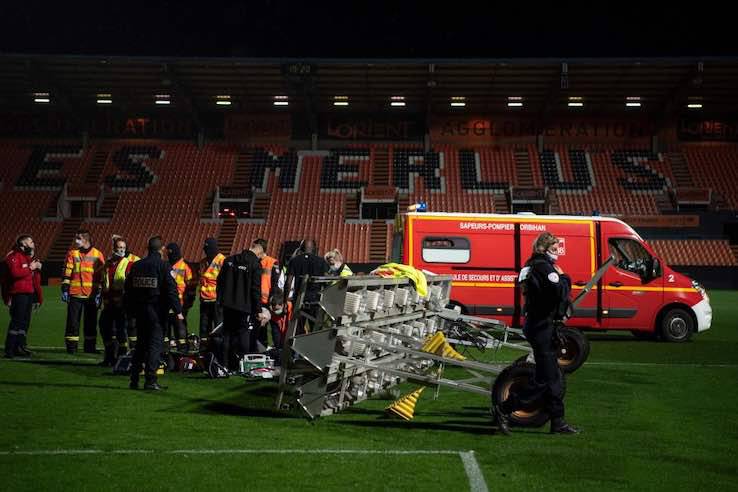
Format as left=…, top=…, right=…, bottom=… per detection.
left=494, top=232, right=579, bottom=435
left=125, top=236, right=182, bottom=391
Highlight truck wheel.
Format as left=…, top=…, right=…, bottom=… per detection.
left=491, top=363, right=566, bottom=428
left=660, top=308, right=694, bottom=342
left=557, top=328, right=590, bottom=374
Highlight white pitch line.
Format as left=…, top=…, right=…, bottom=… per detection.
left=460, top=451, right=490, bottom=492
left=168, top=449, right=461, bottom=455
left=0, top=448, right=488, bottom=491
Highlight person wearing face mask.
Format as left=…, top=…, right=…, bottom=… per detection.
left=99, top=236, right=140, bottom=366
left=494, top=232, right=578, bottom=435
left=62, top=230, right=105, bottom=354
left=3, top=235, right=43, bottom=358
left=166, top=242, right=194, bottom=351
left=265, top=291, right=292, bottom=354
left=324, top=249, right=353, bottom=277
left=198, top=238, right=225, bottom=351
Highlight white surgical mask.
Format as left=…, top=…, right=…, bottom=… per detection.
left=114, top=249, right=126, bottom=257
left=273, top=308, right=284, bottom=315
left=546, top=250, right=558, bottom=262
left=74, top=239, right=84, bottom=248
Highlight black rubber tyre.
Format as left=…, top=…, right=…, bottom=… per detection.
left=659, top=308, right=694, bottom=342
left=491, top=362, right=567, bottom=428
left=556, top=328, right=590, bottom=374
left=515, top=328, right=589, bottom=374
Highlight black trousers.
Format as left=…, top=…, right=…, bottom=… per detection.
left=130, top=305, right=164, bottom=384
left=5, top=293, right=33, bottom=356
left=65, top=296, right=99, bottom=353
left=268, top=319, right=282, bottom=348
left=199, top=301, right=222, bottom=348
left=217, top=307, right=255, bottom=370
left=501, top=318, right=565, bottom=420
left=101, top=303, right=131, bottom=362
left=167, top=309, right=189, bottom=349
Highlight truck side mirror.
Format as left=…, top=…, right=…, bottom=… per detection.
left=652, top=258, right=661, bottom=278
left=640, top=258, right=658, bottom=283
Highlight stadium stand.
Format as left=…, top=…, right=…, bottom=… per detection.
left=681, top=143, right=738, bottom=210
left=0, top=140, right=95, bottom=258
left=648, top=239, right=738, bottom=267
left=530, top=144, right=675, bottom=216
left=1, top=140, right=737, bottom=270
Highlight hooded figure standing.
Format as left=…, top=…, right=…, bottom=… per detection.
left=198, top=238, right=225, bottom=351
left=215, top=241, right=262, bottom=369
left=166, top=242, right=194, bottom=351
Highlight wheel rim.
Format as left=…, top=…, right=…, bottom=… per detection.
left=501, top=376, right=544, bottom=420
left=668, top=316, right=688, bottom=339
left=558, top=336, right=579, bottom=367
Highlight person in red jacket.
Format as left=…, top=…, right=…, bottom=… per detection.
left=3, top=235, right=43, bottom=358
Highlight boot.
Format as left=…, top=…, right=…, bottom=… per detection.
left=16, top=346, right=32, bottom=356
left=550, top=418, right=579, bottom=434
left=143, top=380, right=164, bottom=391
left=83, top=339, right=98, bottom=354
left=99, top=342, right=117, bottom=366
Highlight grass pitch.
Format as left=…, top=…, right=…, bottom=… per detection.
left=0, top=288, right=737, bottom=491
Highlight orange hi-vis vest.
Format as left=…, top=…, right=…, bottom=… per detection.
left=171, top=258, right=193, bottom=305
left=260, top=255, right=277, bottom=304
left=63, top=247, right=105, bottom=298
left=199, top=253, right=225, bottom=301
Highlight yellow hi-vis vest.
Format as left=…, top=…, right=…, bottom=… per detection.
left=199, top=253, right=225, bottom=301
left=63, top=247, right=105, bottom=298
left=372, top=263, right=428, bottom=297
left=105, top=257, right=130, bottom=292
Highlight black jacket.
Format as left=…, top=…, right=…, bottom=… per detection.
left=287, top=253, right=329, bottom=302
left=216, top=249, right=261, bottom=315
left=522, top=253, right=571, bottom=322
left=124, top=252, right=181, bottom=316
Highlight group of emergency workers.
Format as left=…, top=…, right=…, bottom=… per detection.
left=4, top=229, right=577, bottom=433
left=4, top=230, right=353, bottom=390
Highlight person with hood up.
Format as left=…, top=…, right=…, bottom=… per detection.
left=166, top=242, right=194, bottom=351
left=198, top=238, right=225, bottom=351
left=215, top=240, right=262, bottom=370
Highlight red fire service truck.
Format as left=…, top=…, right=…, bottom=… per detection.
left=395, top=212, right=711, bottom=342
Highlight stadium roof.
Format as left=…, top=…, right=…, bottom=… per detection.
left=1, top=54, right=737, bottom=116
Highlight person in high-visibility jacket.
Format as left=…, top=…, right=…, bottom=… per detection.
left=325, top=249, right=353, bottom=277
left=198, top=238, right=225, bottom=350
left=99, top=236, right=139, bottom=365
left=166, top=242, right=194, bottom=351
left=62, top=230, right=105, bottom=354
left=253, top=238, right=281, bottom=348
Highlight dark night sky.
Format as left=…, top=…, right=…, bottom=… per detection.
left=1, top=2, right=736, bottom=59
